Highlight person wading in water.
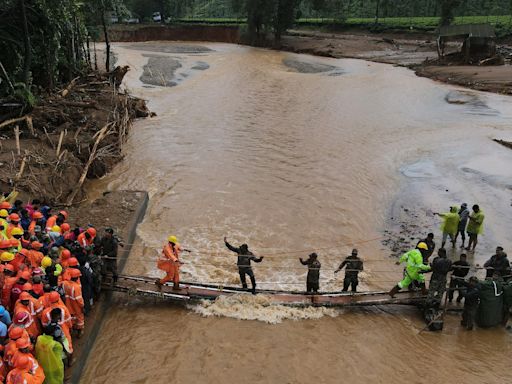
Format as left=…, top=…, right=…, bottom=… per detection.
left=224, top=237, right=263, bottom=294
left=299, top=253, right=321, bottom=293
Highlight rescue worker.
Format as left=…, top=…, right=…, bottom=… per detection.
left=98, top=227, right=119, bottom=283
left=41, top=256, right=62, bottom=289
left=11, top=337, right=45, bottom=383
left=466, top=204, right=484, bottom=251
left=435, top=206, right=460, bottom=248
left=461, top=276, right=480, bottom=330
left=449, top=254, right=470, bottom=303
left=4, top=327, right=30, bottom=368
left=455, top=203, right=470, bottom=248
left=427, top=248, right=452, bottom=301
left=0, top=305, right=12, bottom=326
left=0, top=345, right=6, bottom=383
left=77, top=227, right=96, bottom=249
left=156, top=235, right=184, bottom=290
left=416, top=233, right=435, bottom=263
left=40, top=294, right=73, bottom=355
left=11, top=271, right=31, bottom=306
left=224, top=237, right=264, bottom=294
left=2, top=264, right=17, bottom=311
left=28, top=242, right=44, bottom=268
left=389, top=242, right=431, bottom=298
left=62, top=268, right=84, bottom=335
left=6, top=355, right=38, bottom=384
left=483, top=247, right=510, bottom=279
left=0, top=209, right=9, bottom=240
left=11, top=310, right=39, bottom=343
left=14, top=293, right=42, bottom=336
left=45, top=211, right=66, bottom=233
left=6, top=213, right=22, bottom=239
left=335, top=249, right=364, bottom=292
left=35, top=330, right=65, bottom=384
left=299, top=253, right=321, bottom=293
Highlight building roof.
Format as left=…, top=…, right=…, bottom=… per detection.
left=438, top=23, right=496, bottom=38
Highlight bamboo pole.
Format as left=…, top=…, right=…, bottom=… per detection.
left=56, top=131, right=65, bottom=157
left=14, top=126, right=20, bottom=156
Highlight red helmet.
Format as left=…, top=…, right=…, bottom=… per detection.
left=49, top=291, right=60, bottom=303
left=61, top=223, right=70, bottom=232
left=19, top=292, right=32, bottom=301
left=59, top=210, right=68, bottom=220
left=32, top=211, right=43, bottom=220
left=8, top=213, right=20, bottom=222
left=69, top=268, right=82, bottom=278
left=60, top=249, right=71, bottom=260
left=68, top=257, right=79, bottom=267
left=14, top=311, right=29, bottom=325
left=14, top=354, right=31, bottom=370
left=86, top=227, right=96, bottom=237
left=15, top=337, right=31, bottom=350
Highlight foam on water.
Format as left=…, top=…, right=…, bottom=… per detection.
left=189, top=294, right=339, bottom=324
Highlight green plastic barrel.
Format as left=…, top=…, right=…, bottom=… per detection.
left=477, top=280, right=504, bottom=328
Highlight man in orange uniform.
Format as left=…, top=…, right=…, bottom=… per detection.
left=156, top=235, right=183, bottom=290
left=0, top=345, right=7, bottom=383
left=11, top=338, right=45, bottom=383
left=2, top=265, right=17, bottom=311
left=6, top=214, right=22, bottom=239
left=4, top=327, right=31, bottom=368
left=63, top=268, right=84, bottom=335
left=28, top=212, right=44, bottom=236
left=77, top=227, right=96, bottom=248
left=40, top=293, right=73, bottom=354
left=11, top=311, right=39, bottom=343
left=14, top=293, right=42, bottom=333
left=45, top=211, right=67, bottom=232
left=6, top=354, right=43, bottom=384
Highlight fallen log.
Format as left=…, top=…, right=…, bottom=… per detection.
left=60, top=100, right=98, bottom=109
left=0, top=116, right=28, bottom=130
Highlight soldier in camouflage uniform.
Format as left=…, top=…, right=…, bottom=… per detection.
left=428, top=248, right=452, bottom=301
left=335, top=249, right=364, bottom=292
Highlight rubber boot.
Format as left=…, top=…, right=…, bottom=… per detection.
left=389, top=285, right=400, bottom=298
left=420, top=283, right=428, bottom=295
left=155, top=279, right=163, bottom=291
left=173, top=283, right=180, bottom=291
left=251, top=286, right=256, bottom=295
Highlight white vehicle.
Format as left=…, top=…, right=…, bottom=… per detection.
left=110, top=15, right=119, bottom=24
left=123, top=18, right=140, bottom=24
left=152, top=12, right=162, bottom=22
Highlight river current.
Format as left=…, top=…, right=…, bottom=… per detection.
left=82, top=42, right=512, bottom=383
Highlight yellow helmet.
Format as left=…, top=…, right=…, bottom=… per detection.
left=11, top=227, right=23, bottom=236
left=0, top=210, right=7, bottom=218
left=41, top=256, right=52, bottom=268
left=0, top=252, right=14, bottom=262
left=51, top=225, right=61, bottom=233
left=167, top=235, right=178, bottom=244
left=417, top=242, right=428, bottom=251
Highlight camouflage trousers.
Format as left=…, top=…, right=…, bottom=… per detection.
left=428, top=278, right=447, bottom=300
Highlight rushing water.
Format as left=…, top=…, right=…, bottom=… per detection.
left=82, top=42, right=512, bottom=383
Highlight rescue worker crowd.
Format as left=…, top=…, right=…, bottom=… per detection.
left=0, top=195, right=119, bottom=383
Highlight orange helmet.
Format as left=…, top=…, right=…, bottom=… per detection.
left=18, top=248, right=30, bottom=257
left=86, top=227, right=96, bottom=237
left=0, top=202, right=11, bottom=210
left=59, top=210, right=68, bottom=220
left=14, top=354, right=31, bottom=370
left=9, top=239, right=19, bottom=247
left=3, top=264, right=15, bottom=273
left=61, top=223, right=70, bottom=232
left=22, top=283, right=32, bottom=292
left=0, top=240, right=10, bottom=249
left=20, top=271, right=31, bottom=281
left=8, top=213, right=20, bottom=222
left=15, top=337, right=31, bottom=350
left=19, top=292, right=32, bottom=301
left=32, top=211, right=43, bottom=220
left=69, top=268, right=82, bottom=278
left=8, top=326, right=24, bottom=339
left=49, top=291, right=60, bottom=303
left=31, top=241, right=43, bottom=250
left=60, top=249, right=71, bottom=260
left=68, top=257, right=79, bottom=267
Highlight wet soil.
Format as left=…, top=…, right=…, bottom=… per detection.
left=140, top=55, right=182, bottom=87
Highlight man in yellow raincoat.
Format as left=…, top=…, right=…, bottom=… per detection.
left=35, top=330, right=64, bottom=384
left=389, top=242, right=431, bottom=297
left=436, top=206, right=460, bottom=248
left=466, top=204, right=484, bottom=252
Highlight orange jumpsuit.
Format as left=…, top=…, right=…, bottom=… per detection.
left=41, top=305, right=73, bottom=354
left=62, top=280, right=84, bottom=330
left=38, top=293, right=64, bottom=310
left=0, top=359, right=6, bottom=383
left=6, top=367, right=42, bottom=384
left=76, top=232, right=94, bottom=248
left=45, top=216, right=57, bottom=232
left=2, top=276, right=18, bottom=311
left=14, top=301, right=43, bottom=335
left=4, top=332, right=31, bottom=367
left=27, top=250, right=43, bottom=269
left=157, top=243, right=182, bottom=285
left=11, top=351, right=45, bottom=383
left=6, top=224, right=21, bottom=239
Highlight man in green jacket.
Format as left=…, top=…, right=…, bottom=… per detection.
left=466, top=204, right=484, bottom=252
left=389, top=242, right=431, bottom=297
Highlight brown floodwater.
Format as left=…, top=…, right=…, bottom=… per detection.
left=82, top=42, right=512, bottom=383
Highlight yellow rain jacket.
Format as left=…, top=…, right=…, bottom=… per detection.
left=35, top=334, right=64, bottom=384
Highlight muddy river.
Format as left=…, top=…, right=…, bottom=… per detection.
left=82, top=43, right=512, bottom=383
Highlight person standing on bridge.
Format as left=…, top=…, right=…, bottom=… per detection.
left=427, top=248, right=452, bottom=301
left=299, top=253, right=321, bottom=293
left=335, top=249, right=363, bottom=292
left=98, top=228, right=119, bottom=284
left=156, top=235, right=183, bottom=291
left=224, top=237, right=263, bottom=295
left=389, top=242, right=431, bottom=298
